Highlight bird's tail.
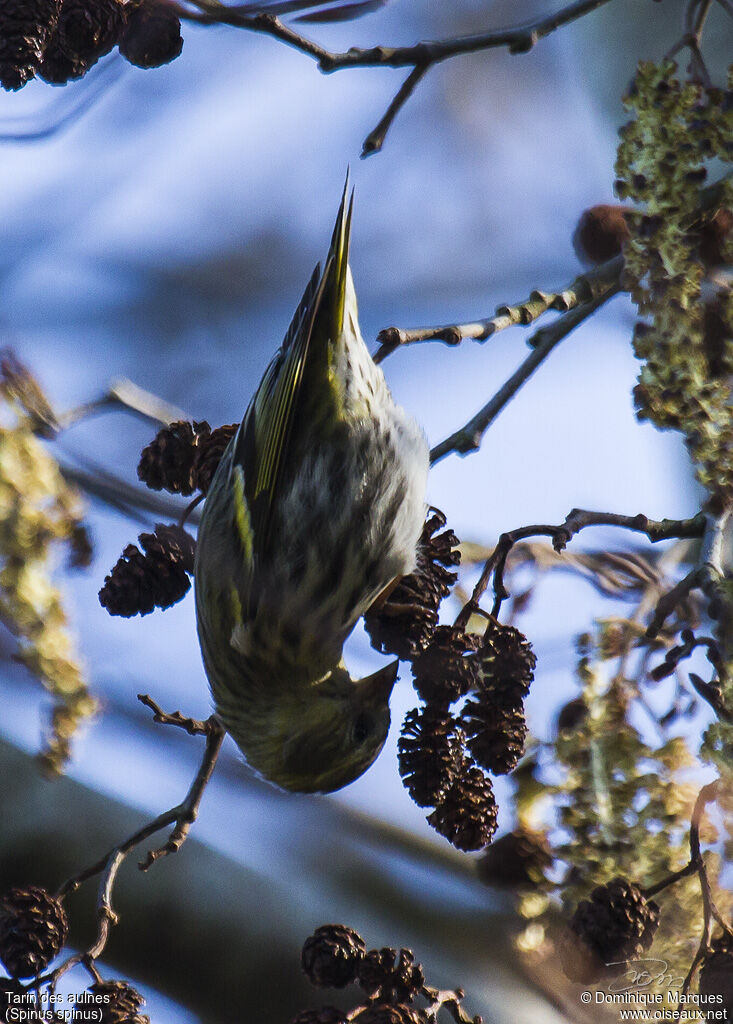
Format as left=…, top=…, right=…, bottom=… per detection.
left=326, top=171, right=355, bottom=341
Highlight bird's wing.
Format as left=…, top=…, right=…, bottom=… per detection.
left=231, top=181, right=353, bottom=556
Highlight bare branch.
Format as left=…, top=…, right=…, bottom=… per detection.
left=137, top=693, right=211, bottom=735
left=420, top=986, right=482, bottom=1024
left=51, top=719, right=224, bottom=981
left=683, top=780, right=733, bottom=994
left=665, top=0, right=715, bottom=87
left=361, top=64, right=429, bottom=158
left=647, top=507, right=732, bottom=639
left=429, top=277, right=622, bottom=464
left=179, top=0, right=617, bottom=151
left=374, top=256, right=624, bottom=363
left=57, top=377, right=188, bottom=432
left=455, top=509, right=704, bottom=626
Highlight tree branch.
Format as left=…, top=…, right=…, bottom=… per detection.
left=429, top=277, right=622, bottom=464
left=455, top=509, right=704, bottom=626
left=682, top=780, right=733, bottom=994
left=56, top=377, right=187, bottom=432
left=49, top=715, right=224, bottom=984
left=361, top=64, right=429, bottom=158
left=374, top=256, right=624, bottom=363
left=137, top=692, right=211, bottom=735
left=178, top=0, right=617, bottom=152
left=646, top=507, right=731, bottom=639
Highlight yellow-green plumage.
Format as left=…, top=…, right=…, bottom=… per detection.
left=194, top=182, right=429, bottom=793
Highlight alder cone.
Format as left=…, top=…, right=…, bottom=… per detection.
left=39, top=0, right=125, bottom=83
left=0, top=887, right=68, bottom=979
left=698, top=935, right=733, bottom=1017
left=301, top=925, right=366, bottom=989
left=0, top=0, right=61, bottom=90
left=75, top=980, right=149, bottom=1024
left=119, top=0, right=183, bottom=68
left=560, top=878, right=660, bottom=983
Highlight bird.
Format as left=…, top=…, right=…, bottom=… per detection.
left=194, top=179, right=429, bottom=793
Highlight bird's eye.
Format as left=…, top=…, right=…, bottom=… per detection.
left=353, top=713, right=372, bottom=745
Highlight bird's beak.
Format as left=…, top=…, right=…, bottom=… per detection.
left=357, top=661, right=399, bottom=706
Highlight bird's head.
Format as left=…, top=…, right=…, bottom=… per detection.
left=239, top=660, right=398, bottom=794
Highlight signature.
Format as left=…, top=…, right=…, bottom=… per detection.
left=605, top=959, right=688, bottom=993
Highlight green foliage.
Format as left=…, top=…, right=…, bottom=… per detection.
left=0, top=368, right=96, bottom=774
left=512, top=619, right=723, bottom=979
left=615, top=60, right=733, bottom=503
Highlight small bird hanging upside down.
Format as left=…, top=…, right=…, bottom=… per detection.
left=194, top=180, right=430, bottom=793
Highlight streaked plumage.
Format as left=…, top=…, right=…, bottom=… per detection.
left=194, top=181, right=429, bottom=793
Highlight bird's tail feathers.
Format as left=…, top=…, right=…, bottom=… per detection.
left=326, top=172, right=354, bottom=339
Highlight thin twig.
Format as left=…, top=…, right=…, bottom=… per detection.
left=50, top=717, right=224, bottom=984
left=59, top=457, right=202, bottom=526
left=648, top=627, right=731, bottom=721
left=57, top=377, right=188, bottom=432
left=179, top=0, right=616, bottom=151
left=374, top=256, right=624, bottom=362
left=688, top=672, right=732, bottom=724
left=429, top=279, right=622, bottom=463
left=455, top=509, right=703, bottom=625
left=682, top=780, right=733, bottom=994
left=420, top=986, right=481, bottom=1024
left=646, top=507, right=731, bottom=639
left=361, top=64, right=429, bottom=158
left=645, top=567, right=706, bottom=640
left=137, top=693, right=211, bottom=735
left=376, top=172, right=729, bottom=363
left=665, top=0, right=714, bottom=85
left=643, top=859, right=699, bottom=899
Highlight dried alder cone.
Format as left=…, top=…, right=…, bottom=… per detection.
left=117, top=421, right=540, bottom=855
left=357, top=947, right=424, bottom=1003
left=427, top=765, right=498, bottom=852
left=100, top=417, right=239, bottom=617
left=2, top=0, right=387, bottom=89
left=560, top=877, right=661, bottom=983
left=74, top=980, right=150, bottom=1024
left=364, top=509, right=460, bottom=661
left=476, top=828, right=553, bottom=889
left=100, top=418, right=239, bottom=616
left=398, top=705, right=463, bottom=808
left=137, top=419, right=238, bottom=496
left=0, top=884, right=149, bottom=1021
left=40, top=0, right=125, bottom=83
left=302, top=925, right=367, bottom=989
left=137, top=419, right=214, bottom=496
left=0, top=0, right=60, bottom=90
left=119, top=0, right=183, bottom=69
left=0, top=887, right=68, bottom=979
left=399, top=617, right=535, bottom=851
left=0, top=0, right=183, bottom=86
left=411, top=626, right=479, bottom=705
left=698, top=933, right=733, bottom=1016
left=99, top=523, right=196, bottom=616
left=293, top=925, right=479, bottom=1024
